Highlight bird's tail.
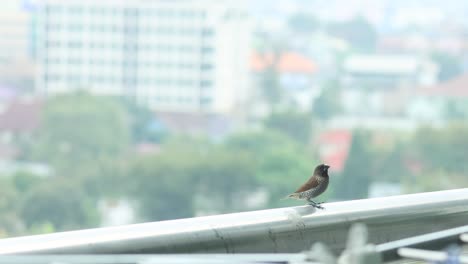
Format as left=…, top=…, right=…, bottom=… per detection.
left=281, top=193, right=300, bottom=200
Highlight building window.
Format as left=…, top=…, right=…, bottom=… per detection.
left=46, top=23, right=61, bottom=31
left=200, top=97, right=212, bottom=106
left=68, top=74, right=80, bottom=83
left=111, top=7, right=121, bottom=16
left=179, top=46, right=194, bottom=52
left=201, top=46, right=215, bottom=54
left=179, top=63, right=194, bottom=69
left=68, top=24, right=83, bottom=32
left=46, top=5, right=63, bottom=14
left=180, top=28, right=196, bottom=35
left=201, top=28, right=215, bottom=37
left=178, top=80, right=193, bottom=86
left=68, top=6, right=83, bottom=14
left=68, top=41, right=83, bottom=49
left=200, top=80, right=213, bottom=88
left=45, top=40, right=60, bottom=48
left=68, top=58, right=81, bottom=65
left=200, top=11, right=206, bottom=19
left=200, top=64, right=213, bottom=71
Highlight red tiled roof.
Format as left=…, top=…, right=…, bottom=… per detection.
left=251, top=51, right=318, bottom=74
left=317, top=130, right=352, bottom=172
left=251, top=53, right=274, bottom=72
left=418, top=73, right=468, bottom=98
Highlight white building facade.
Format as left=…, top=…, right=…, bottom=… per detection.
left=35, top=0, right=251, bottom=113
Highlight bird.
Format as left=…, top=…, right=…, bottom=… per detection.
left=284, top=164, right=330, bottom=209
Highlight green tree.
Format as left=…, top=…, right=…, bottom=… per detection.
left=226, top=131, right=316, bottom=207
left=400, top=123, right=468, bottom=192
left=413, top=123, right=468, bottom=174
left=312, top=80, right=342, bottom=120
left=79, top=156, right=130, bottom=200
left=20, top=179, right=99, bottom=232
left=192, top=147, right=258, bottom=212
left=264, top=110, right=312, bottom=143
left=334, top=131, right=373, bottom=200
left=257, top=147, right=316, bottom=207
left=256, top=39, right=285, bottom=110
left=32, top=92, right=130, bottom=174
left=444, top=99, right=468, bottom=120
left=431, top=52, right=462, bottom=81
left=288, top=13, right=318, bottom=33
left=129, top=152, right=196, bottom=221
left=120, top=98, right=167, bottom=143
left=261, top=62, right=282, bottom=108
left=0, top=179, right=24, bottom=237
left=226, top=131, right=290, bottom=155
left=12, top=171, right=43, bottom=193
left=129, top=141, right=258, bottom=220
left=327, top=16, right=377, bottom=52
left=371, top=142, right=410, bottom=183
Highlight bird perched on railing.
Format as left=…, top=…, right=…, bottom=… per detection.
left=284, top=164, right=330, bottom=209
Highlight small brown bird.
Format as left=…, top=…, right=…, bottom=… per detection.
left=285, top=164, right=330, bottom=209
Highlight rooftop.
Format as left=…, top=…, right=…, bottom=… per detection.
left=317, top=130, right=352, bottom=172
left=343, top=54, right=421, bottom=75
left=417, top=73, right=468, bottom=98
left=251, top=51, right=317, bottom=74
left=0, top=98, right=42, bottom=133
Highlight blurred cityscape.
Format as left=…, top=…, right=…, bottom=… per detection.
left=0, top=0, right=468, bottom=237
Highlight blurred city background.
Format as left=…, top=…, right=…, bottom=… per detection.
left=0, top=0, right=467, bottom=237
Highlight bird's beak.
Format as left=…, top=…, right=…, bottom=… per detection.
left=325, top=165, right=330, bottom=169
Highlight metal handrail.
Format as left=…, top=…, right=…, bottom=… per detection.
left=376, top=224, right=468, bottom=261
left=397, top=248, right=468, bottom=263
left=0, top=188, right=467, bottom=255
left=0, top=254, right=303, bottom=264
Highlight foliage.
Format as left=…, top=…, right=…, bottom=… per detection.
left=12, top=171, right=43, bottom=193
left=443, top=99, right=468, bottom=120
left=312, top=80, right=342, bottom=120
left=129, top=140, right=258, bottom=221
left=129, top=151, right=196, bottom=221
left=431, top=52, right=462, bottom=82
left=8, top=91, right=468, bottom=237
left=371, top=142, right=410, bottom=183
left=227, top=131, right=316, bottom=207
left=0, top=179, right=24, bottom=237
left=119, top=98, right=167, bottom=143
left=260, top=64, right=283, bottom=108
left=78, top=156, right=130, bottom=200
left=193, top=147, right=258, bottom=211
left=20, top=179, right=99, bottom=231
left=327, top=16, right=377, bottom=52
left=31, top=92, right=130, bottom=174
left=264, top=110, right=312, bottom=144
left=334, top=130, right=373, bottom=200
left=288, top=13, right=318, bottom=33
left=412, top=123, right=468, bottom=174
left=255, top=38, right=286, bottom=110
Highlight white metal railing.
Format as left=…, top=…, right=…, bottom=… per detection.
left=0, top=188, right=466, bottom=256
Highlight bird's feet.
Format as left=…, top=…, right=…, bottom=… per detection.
left=307, top=201, right=325, bottom=210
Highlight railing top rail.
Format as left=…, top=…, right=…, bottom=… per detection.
left=0, top=188, right=467, bottom=255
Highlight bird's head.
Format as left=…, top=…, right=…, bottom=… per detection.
left=315, top=164, right=330, bottom=177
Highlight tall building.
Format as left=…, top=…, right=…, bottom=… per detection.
left=35, top=0, right=251, bottom=113
left=0, top=0, right=35, bottom=93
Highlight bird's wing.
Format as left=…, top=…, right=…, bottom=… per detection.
left=294, top=176, right=319, bottom=193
